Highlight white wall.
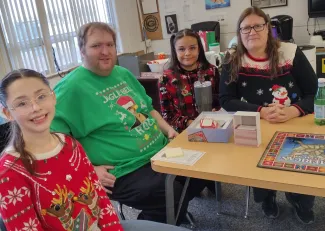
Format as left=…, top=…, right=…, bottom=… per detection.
left=113, top=0, right=146, bottom=53
left=149, top=0, right=325, bottom=53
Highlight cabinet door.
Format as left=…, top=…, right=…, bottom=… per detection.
left=138, top=78, right=161, bottom=113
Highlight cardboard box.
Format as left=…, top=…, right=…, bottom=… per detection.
left=233, top=111, right=261, bottom=147
left=187, top=112, right=233, bottom=143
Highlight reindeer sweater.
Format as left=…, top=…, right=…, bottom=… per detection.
left=0, top=134, right=123, bottom=231
left=219, top=42, right=318, bottom=115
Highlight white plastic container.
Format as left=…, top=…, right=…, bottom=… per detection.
left=147, top=59, right=169, bottom=73
left=205, top=51, right=216, bottom=66
left=209, top=42, right=220, bottom=53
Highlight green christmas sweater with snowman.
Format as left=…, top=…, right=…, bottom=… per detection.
left=51, top=65, right=168, bottom=178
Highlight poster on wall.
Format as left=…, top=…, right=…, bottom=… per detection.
left=251, top=0, right=287, bottom=9
left=165, top=14, right=178, bottom=34
left=205, top=0, right=230, bottom=10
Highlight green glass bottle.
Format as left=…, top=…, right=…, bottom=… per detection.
left=314, top=78, right=325, bottom=126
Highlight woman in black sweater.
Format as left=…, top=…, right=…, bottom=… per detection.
left=219, top=7, right=317, bottom=224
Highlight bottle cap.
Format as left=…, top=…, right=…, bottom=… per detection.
left=318, top=78, right=325, bottom=83
left=318, top=78, right=325, bottom=87
left=209, top=42, right=219, bottom=47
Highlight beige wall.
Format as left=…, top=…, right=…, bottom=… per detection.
left=42, top=0, right=325, bottom=87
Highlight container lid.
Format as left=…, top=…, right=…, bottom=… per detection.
left=209, top=42, right=220, bottom=47
left=298, top=45, right=315, bottom=51
left=318, top=78, right=325, bottom=86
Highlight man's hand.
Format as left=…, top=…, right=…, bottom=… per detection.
left=167, top=127, right=179, bottom=139
left=94, top=165, right=116, bottom=195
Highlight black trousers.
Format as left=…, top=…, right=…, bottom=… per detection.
left=253, top=187, right=315, bottom=210
left=109, top=163, right=211, bottom=224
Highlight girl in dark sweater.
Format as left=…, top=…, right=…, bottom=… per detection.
left=160, top=29, right=220, bottom=133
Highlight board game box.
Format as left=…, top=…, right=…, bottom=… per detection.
left=187, top=112, right=233, bottom=143
left=258, top=131, right=325, bottom=175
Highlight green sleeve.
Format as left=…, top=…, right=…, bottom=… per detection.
left=50, top=113, right=71, bottom=135
left=51, top=80, right=87, bottom=138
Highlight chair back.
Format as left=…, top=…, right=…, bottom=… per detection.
left=191, top=21, right=220, bottom=43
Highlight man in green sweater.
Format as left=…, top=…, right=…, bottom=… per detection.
left=51, top=22, right=207, bottom=223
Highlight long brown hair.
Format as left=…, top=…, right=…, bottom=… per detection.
left=0, top=69, right=66, bottom=175
left=168, top=29, right=210, bottom=114
left=226, top=6, right=280, bottom=82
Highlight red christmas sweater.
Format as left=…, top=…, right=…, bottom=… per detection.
left=159, top=63, right=220, bottom=132
left=0, top=134, right=123, bottom=231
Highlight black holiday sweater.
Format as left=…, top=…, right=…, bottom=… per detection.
left=219, top=42, right=318, bottom=116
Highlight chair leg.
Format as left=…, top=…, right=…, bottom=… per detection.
left=186, top=212, right=196, bottom=229
left=215, top=181, right=222, bottom=215
left=117, top=201, right=126, bottom=220
left=215, top=181, right=222, bottom=201
left=244, top=186, right=250, bottom=219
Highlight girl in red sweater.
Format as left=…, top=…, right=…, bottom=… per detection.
left=0, top=69, right=189, bottom=231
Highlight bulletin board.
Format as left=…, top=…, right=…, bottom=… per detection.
left=137, top=0, right=163, bottom=40
left=156, top=0, right=228, bottom=39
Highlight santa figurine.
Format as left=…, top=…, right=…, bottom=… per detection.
left=269, top=85, right=291, bottom=106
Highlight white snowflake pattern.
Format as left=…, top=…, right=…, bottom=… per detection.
left=100, top=208, right=106, bottom=219
left=140, top=100, right=147, bottom=109
left=0, top=193, right=7, bottom=210
left=109, top=103, right=114, bottom=110
left=263, top=102, right=269, bottom=107
left=242, top=82, right=247, bottom=87
left=257, top=89, right=264, bottom=95
left=93, top=180, right=103, bottom=191
left=7, top=187, right=24, bottom=205
left=288, top=81, right=294, bottom=88
left=22, top=218, right=38, bottom=231
left=21, top=187, right=30, bottom=197
left=115, top=111, right=127, bottom=122
left=105, top=204, right=116, bottom=216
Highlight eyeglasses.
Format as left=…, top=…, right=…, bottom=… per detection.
left=8, top=91, right=54, bottom=114
left=240, top=24, right=266, bottom=34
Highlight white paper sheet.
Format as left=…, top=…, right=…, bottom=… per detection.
left=151, top=148, right=205, bottom=166
left=142, top=0, right=158, bottom=14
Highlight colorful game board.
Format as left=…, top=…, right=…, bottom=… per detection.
left=258, top=131, right=325, bottom=175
